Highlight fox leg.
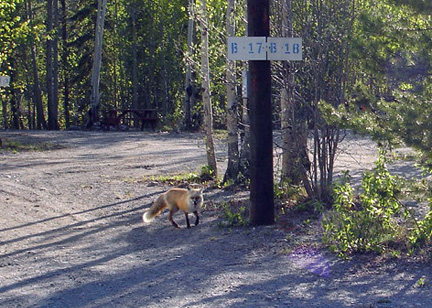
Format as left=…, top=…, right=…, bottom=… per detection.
left=185, top=213, right=191, bottom=228
left=193, top=211, right=199, bottom=226
left=168, top=208, right=180, bottom=228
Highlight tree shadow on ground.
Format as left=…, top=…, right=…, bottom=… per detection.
left=1, top=190, right=430, bottom=308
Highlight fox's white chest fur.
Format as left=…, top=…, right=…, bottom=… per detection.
left=187, top=195, right=203, bottom=213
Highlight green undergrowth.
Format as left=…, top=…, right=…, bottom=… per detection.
left=322, top=149, right=432, bottom=258
left=141, top=165, right=218, bottom=187
left=217, top=200, right=250, bottom=227
left=0, top=138, right=66, bottom=153
left=216, top=180, right=314, bottom=229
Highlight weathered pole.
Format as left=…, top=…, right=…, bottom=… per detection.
left=248, top=0, right=274, bottom=225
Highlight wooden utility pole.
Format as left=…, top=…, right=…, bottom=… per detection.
left=248, top=0, right=274, bottom=225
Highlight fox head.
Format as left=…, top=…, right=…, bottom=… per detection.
left=187, top=186, right=204, bottom=207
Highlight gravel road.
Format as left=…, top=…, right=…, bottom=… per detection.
left=0, top=130, right=431, bottom=308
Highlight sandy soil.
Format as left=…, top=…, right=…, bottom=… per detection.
left=0, top=130, right=431, bottom=308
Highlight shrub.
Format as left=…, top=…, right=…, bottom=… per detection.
left=322, top=150, right=412, bottom=256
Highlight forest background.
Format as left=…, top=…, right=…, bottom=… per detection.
left=1, top=0, right=432, bottom=254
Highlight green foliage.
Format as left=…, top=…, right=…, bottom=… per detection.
left=0, top=138, right=65, bottom=152
left=146, top=172, right=201, bottom=185
left=199, top=164, right=216, bottom=181
left=218, top=200, right=249, bottom=227
left=389, top=0, right=432, bottom=15
left=322, top=150, right=409, bottom=256
left=144, top=165, right=216, bottom=186
left=320, top=78, right=432, bottom=153
left=410, top=210, right=432, bottom=248
left=0, top=0, right=29, bottom=69
left=274, top=179, right=307, bottom=209
left=323, top=149, right=432, bottom=256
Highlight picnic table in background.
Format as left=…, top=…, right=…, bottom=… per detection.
left=101, top=109, right=158, bottom=131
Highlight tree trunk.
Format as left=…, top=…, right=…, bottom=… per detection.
left=131, top=10, right=139, bottom=111
left=10, top=58, right=20, bottom=129
left=26, top=0, right=47, bottom=130
left=248, top=0, right=274, bottom=226
left=46, top=0, right=59, bottom=130
left=1, top=97, right=7, bottom=129
left=130, top=6, right=139, bottom=127
left=239, top=69, right=251, bottom=180
left=53, top=0, right=59, bottom=128
left=60, top=0, right=70, bottom=128
left=223, top=0, right=240, bottom=184
left=280, top=0, right=310, bottom=186
left=200, top=0, right=217, bottom=177
left=281, top=0, right=294, bottom=182
left=31, top=41, right=47, bottom=130
left=183, top=0, right=195, bottom=131
left=87, top=0, right=108, bottom=129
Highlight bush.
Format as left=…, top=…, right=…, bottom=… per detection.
left=218, top=200, right=249, bottom=227
left=322, top=150, right=415, bottom=256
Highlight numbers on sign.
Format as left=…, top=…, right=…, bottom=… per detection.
left=248, top=42, right=264, bottom=54
left=284, top=43, right=301, bottom=54
left=258, top=42, right=263, bottom=53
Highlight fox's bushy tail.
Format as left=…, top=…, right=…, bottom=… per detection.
left=143, top=196, right=166, bottom=223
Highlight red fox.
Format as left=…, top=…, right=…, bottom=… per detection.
left=143, top=186, right=204, bottom=228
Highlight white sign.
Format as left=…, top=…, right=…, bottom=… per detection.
left=228, top=37, right=267, bottom=60
left=0, top=76, right=10, bottom=87
left=267, top=37, right=302, bottom=61
left=227, top=37, right=302, bottom=61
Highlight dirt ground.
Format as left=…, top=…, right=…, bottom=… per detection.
left=0, top=130, right=431, bottom=308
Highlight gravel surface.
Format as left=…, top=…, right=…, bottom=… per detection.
left=0, top=130, right=431, bottom=308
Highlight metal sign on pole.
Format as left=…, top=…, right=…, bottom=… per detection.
left=0, top=76, right=11, bottom=87
left=227, top=37, right=302, bottom=61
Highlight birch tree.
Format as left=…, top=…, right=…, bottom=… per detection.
left=87, top=0, right=108, bottom=128
left=280, top=0, right=309, bottom=188
left=223, top=0, right=239, bottom=183
left=200, top=0, right=217, bottom=177
left=46, top=0, right=59, bottom=130
left=183, top=0, right=195, bottom=130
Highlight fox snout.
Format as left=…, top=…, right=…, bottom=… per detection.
left=192, top=196, right=201, bottom=206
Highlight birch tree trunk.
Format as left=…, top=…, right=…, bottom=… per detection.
left=130, top=6, right=139, bottom=127
left=200, top=0, right=217, bottom=177
left=60, top=0, right=70, bottom=127
left=223, top=0, right=239, bottom=183
left=183, top=0, right=195, bottom=130
left=280, top=0, right=294, bottom=182
left=87, top=0, right=108, bottom=128
left=46, top=0, right=59, bottom=130
left=280, top=0, right=309, bottom=186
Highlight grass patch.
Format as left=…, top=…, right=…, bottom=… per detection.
left=140, top=165, right=218, bottom=186
left=1, top=138, right=66, bottom=153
